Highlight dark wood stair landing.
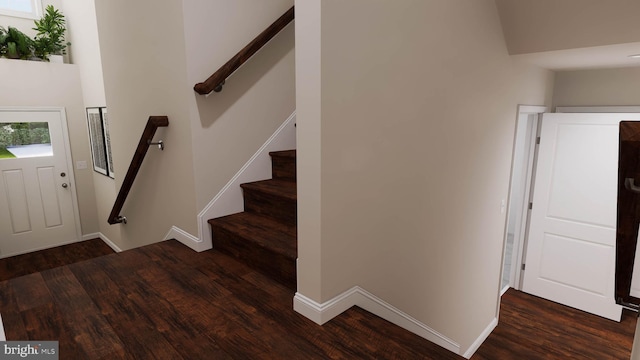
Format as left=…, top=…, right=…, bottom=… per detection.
left=209, top=150, right=297, bottom=289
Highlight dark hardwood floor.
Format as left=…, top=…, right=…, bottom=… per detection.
left=0, top=239, right=635, bottom=359
left=0, top=238, right=114, bottom=281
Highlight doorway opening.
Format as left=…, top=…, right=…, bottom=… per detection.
left=0, top=108, right=81, bottom=257
left=501, top=105, right=545, bottom=294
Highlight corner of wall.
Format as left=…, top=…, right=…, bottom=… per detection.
left=163, top=226, right=204, bottom=252
left=82, top=231, right=122, bottom=252
left=462, top=317, right=498, bottom=359
left=293, top=286, right=462, bottom=355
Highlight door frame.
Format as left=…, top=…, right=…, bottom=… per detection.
left=510, top=106, right=640, bottom=293
left=0, top=106, right=82, bottom=250
left=501, top=105, right=546, bottom=295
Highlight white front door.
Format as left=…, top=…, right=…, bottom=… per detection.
left=522, top=113, right=640, bottom=321
left=0, top=109, right=80, bottom=257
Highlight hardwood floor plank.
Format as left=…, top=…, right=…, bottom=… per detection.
left=0, top=241, right=634, bottom=359
left=0, top=280, right=28, bottom=340
left=212, top=254, right=463, bottom=359
left=0, top=239, right=114, bottom=282
left=41, top=266, right=125, bottom=358
left=125, top=286, right=233, bottom=360
left=68, top=258, right=123, bottom=297
left=69, top=255, right=233, bottom=360
left=136, top=255, right=329, bottom=359
left=137, top=244, right=232, bottom=300
left=0, top=280, right=18, bottom=312
left=473, top=289, right=635, bottom=359
left=91, top=290, right=186, bottom=360
left=20, top=303, right=87, bottom=359
left=10, top=273, right=52, bottom=311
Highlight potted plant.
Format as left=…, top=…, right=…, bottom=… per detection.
left=0, top=26, right=34, bottom=60
left=33, top=5, right=70, bottom=62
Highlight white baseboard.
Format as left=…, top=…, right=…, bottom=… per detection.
left=82, top=232, right=122, bottom=253
left=197, top=111, right=296, bottom=249
left=294, top=288, right=360, bottom=325
left=463, top=317, right=498, bottom=358
left=294, top=286, right=461, bottom=354
left=163, top=226, right=202, bottom=251
left=81, top=233, right=100, bottom=241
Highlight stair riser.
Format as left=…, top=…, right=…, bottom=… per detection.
left=271, top=156, right=296, bottom=182
left=243, top=190, right=296, bottom=226
left=212, top=226, right=295, bottom=289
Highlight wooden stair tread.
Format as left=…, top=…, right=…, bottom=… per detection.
left=209, top=149, right=297, bottom=289
left=209, top=212, right=296, bottom=260
left=241, top=179, right=296, bottom=201
left=269, top=150, right=296, bottom=158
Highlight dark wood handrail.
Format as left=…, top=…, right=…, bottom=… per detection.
left=108, top=116, right=169, bottom=225
left=194, top=6, right=294, bottom=95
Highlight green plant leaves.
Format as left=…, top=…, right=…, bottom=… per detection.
left=0, top=5, right=69, bottom=61
left=33, top=5, right=68, bottom=58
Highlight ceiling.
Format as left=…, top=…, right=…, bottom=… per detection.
left=510, top=42, right=640, bottom=72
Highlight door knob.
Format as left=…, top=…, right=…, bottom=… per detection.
left=60, top=172, right=66, bottom=177
left=61, top=183, right=68, bottom=189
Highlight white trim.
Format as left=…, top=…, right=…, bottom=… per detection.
left=293, top=286, right=461, bottom=354
left=81, top=232, right=101, bottom=241
left=57, top=107, right=84, bottom=245
left=518, top=105, right=547, bottom=114
left=96, top=232, right=122, bottom=253
left=0, top=0, right=42, bottom=20
left=82, top=232, right=122, bottom=252
left=197, top=111, right=297, bottom=250
left=293, top=288, right=360, bottom=325
left=0, top=237, right=81, bottom=258
left=0, top=107, right=83, bottom=245
left=163, top=226, right=200, bottom=251
left=0, top=314, right=5, bottom=341
left=556, top=106, right=640, bottom=113
left=462, top=317, right=498, bottom=359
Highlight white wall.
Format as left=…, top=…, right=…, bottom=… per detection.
left=0, top=0, right=114, bottom=240
left=0, top=0, right=61, bottom=37
left=91, top=0, right=296, bottom=249
left=495, top=0, right=640, bottom=55
left=94, top=0, right=197, bottom=249
left=60, top=0, right=117, bottom=243
left=0, top=59, right=99, bottom=235
left=295, top=0, right=322, bottom=301
left=182, top=0, right=295, bottom=212
left=61, top=0, right=105, bottom=106
left=296, top=0, right=554, bottom=355
left=553, top=67, right=640, bottom=108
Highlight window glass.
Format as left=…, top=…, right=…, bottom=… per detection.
left=0, top=0, right=39, bottom=19
left=0, top=122, right=52, bottom=159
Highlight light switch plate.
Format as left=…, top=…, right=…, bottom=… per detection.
left=76, top=160, right=87, bottom=170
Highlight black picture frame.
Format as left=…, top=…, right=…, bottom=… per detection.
left=101, top=108, right=114, bottom=178
left=87, top=107, right=113, bottom=177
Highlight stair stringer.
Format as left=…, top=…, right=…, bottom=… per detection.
left=192, top=111, right=296, bottom=251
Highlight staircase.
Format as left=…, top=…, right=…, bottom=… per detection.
left=208, top=150, right=297, bottom=290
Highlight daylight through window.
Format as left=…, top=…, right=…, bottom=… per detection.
left=0, top=0, right=40, bottom=19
